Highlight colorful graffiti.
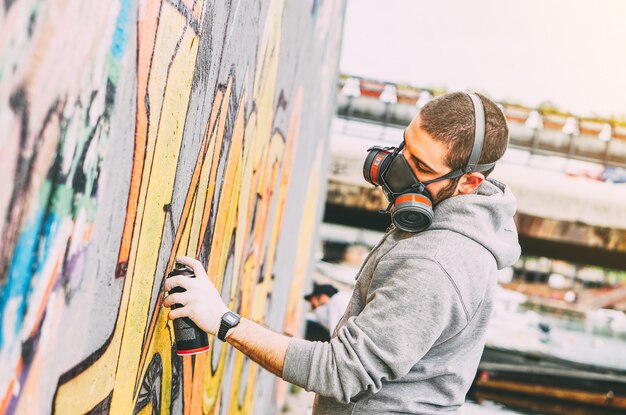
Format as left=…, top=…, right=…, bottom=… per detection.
left=0, top=0, right=345, bottom=413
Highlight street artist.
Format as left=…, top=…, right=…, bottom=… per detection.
left=164, top=92, right=521, bottom=414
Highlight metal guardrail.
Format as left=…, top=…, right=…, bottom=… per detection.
left=336, top=79, right=626, bottom=170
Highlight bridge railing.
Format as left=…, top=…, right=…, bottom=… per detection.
left=336, top=77, right=626, bottom=170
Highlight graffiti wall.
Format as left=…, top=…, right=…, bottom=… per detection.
left=0, top=0, right=345, bottom=413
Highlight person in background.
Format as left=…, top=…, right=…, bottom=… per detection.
left=304, top=283, right=352, bottom=341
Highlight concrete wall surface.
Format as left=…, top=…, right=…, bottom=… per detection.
left=0, top=0, right=345, bottom=413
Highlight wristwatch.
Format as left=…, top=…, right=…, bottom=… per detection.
left=218, top=311, right=241, bottom=341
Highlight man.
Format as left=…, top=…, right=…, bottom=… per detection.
left=304, top=283, right=352, bottom=341
left=164, top=92, right=521, bottom=414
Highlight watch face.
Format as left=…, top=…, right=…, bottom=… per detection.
left=224, top=313, right=238, bottom=324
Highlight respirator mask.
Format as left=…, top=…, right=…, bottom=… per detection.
left=363, top=93, right=496, bottom=232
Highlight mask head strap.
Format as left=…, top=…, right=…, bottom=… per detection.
left=466, top=93, right=487, bottom=171
left=422, top=93, right=496, bottom=185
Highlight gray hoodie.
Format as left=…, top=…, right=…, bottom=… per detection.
left=282, top=179, right=521, bottom=414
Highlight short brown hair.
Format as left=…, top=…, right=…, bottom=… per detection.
left=420, top=92, right=509, bottom=178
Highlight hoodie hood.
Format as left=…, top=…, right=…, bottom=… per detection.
left=429, top=178, right=521, bottom=269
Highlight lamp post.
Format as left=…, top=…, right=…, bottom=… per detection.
left=415, top=89, right=432, bottom=111
left=562, top=116, right=579, bottom=171
left=341, top=77, right=361, bottom=119
left=341, top=77, right=361, bottom=133
left=379, top=84, right=397, bottom=128
left=599, top=123, right=612, bottom=165
left=525, top=110, right=543, bottom=164
left=599, top=123, right=612, bottom=142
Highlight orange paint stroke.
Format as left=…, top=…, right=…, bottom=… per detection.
left=117, top=0, right=162, bottom=270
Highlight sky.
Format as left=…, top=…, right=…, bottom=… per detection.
left=339, top=0, right=626, bottom=118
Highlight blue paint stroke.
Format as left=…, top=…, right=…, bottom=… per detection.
left=110, top=0, right=131, bottom=59
left=311, top=0, right=320, bottom=18
left=0, top=210, right=62, bottom=350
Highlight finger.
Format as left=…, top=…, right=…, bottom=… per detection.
left=176, top=256, right=206, bottom=276
left=164, top=275, right=192, bottom=292
left=168, top=306, right=191, bottom=320
left=163, top=292, right=188, bottom=308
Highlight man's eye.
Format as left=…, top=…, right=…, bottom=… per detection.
left=408, top=154, right=432, bottom=174
left=416, top=163, right=430, bottom=173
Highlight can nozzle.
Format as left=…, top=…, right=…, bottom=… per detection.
left=174, top=262, right=187, bottom=270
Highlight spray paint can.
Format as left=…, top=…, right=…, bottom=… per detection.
left=167, top=262, right=210, bottom=355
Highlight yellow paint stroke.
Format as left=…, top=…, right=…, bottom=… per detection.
left=109, top=14, right=200, bottom=415
left=53, top=2, right=202, bottom=412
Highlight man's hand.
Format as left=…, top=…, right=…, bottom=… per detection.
left=163, top=256, right=229, bottom=336
left=164, top=257, right=292, bottom=379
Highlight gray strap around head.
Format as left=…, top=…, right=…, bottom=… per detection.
left=467, top=93, right=486, bottom=170
left=463, top=93, right=496, bottom=173
left=422, top=93, right=497, bottom=186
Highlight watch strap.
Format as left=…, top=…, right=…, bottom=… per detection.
left=218, top=312, right=240, bottom=341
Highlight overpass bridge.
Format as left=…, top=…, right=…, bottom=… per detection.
left=324, top=117, right=626, bottom=275
left=336, top=76, right=626, bottom=170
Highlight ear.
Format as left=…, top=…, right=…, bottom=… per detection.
left=457, top=172, right=484, bottom=195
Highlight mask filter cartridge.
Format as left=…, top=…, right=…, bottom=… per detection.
left=392, top=194, right=433, bottom=232
left=363, top=146, right=434, bottom=232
